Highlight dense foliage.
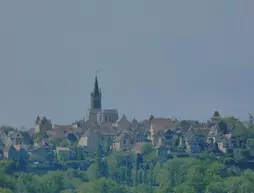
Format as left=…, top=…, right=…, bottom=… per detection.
left=0, top=151, right=253, bottom=193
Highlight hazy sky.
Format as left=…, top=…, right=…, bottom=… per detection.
left=0, top=1, right=253, bottom=127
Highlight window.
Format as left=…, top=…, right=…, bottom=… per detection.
left=123, top=140, right=126, bottom=145
left=130, top=140, right=134, bottom=144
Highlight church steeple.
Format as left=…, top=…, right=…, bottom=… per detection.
left=90, top=75, right=102, bottom=110
left=93, top=76, right=100, bottom=95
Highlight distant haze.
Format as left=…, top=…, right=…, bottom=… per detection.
left=0, top=1, right=253, bottom=128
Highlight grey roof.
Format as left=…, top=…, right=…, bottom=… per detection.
left=184, top=128, right=197, bottom=142
left=8, top=130, right=23, bottom=139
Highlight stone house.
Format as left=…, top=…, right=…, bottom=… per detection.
left=3, top=129, right=28, bottom=161
left=184, top=128, right=201, bottom=154
left=130, top=119, right=140, bottom=129
left=150, top=118, right=177, bottom=145
left=114, top=114, right=130, bottom=131
left=20, top=131, right=34, bottom=148
left=113, top=131, right=134, bottom=151
left=113, top=127, right=150, bottom=152
left=78, top=129, right=98, bottom=151
left=78, top=125, right=118, bottom=153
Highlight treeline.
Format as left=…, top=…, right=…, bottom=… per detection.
left=0, top=152, right=254, bottom=193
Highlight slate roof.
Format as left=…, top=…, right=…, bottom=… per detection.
left=52, top=124, right=74, bottom=138
left=8, top=130, right=23, bottom=139
left=66, top=132, right=78, bottom=142
left=131, top=119, right=139, bottom=127
left=151, top=118, right=177, bottom=133
left=20, top=131, right=33, bottom=146
left=54, top=124, right=73, bottom=132
left=184, top=128, right=198, bottom=142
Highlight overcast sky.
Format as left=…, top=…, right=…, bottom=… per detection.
left=0, top=0, right=253, bottom=127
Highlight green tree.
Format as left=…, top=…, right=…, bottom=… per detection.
left=0, top=187, right=13, bottom=193
left=141, top=143, right=153, bottom=155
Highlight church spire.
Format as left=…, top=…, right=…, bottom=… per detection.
left=90, top=74, right=102, bottom=110
left=93, top=76, right=100, bottom=96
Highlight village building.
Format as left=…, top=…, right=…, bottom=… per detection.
left=35, top=116, right=52, bottom=134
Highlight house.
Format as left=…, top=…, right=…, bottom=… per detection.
left=96, top=124, right=118, bottom=152
left=44, top=124, right=75, bottom=141
left=20, top=131, right=34, bottom=148
left=3, top=129, right=28, bottom=161
left=211, top=118, right=248, bottom=154
left=184, top=128, right=201, bottom=154
left=113, top=131, right=134, bottom=151
left=4, top=145, right=28, bottom=161
left=150, top=118, right=177, bottom=144
left=130, top=119, right=140, bottom=129
left=153, top=129, right=177, bottom=147
left=113, top=127, right=151, bottom=152
left=54, top=124, right=74, bottom=136
left=78, top=129, right=97, bottom=151
left=78, top=124, right=118, bottom=153
left=114, top=114, right=130, bottom=131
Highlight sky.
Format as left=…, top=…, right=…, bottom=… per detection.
left=0, top=0, right=253, bottom=128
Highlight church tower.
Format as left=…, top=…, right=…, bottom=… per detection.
left=89, top=75, right=102, bottom=124
left=90, top=76, right=102, bottom=110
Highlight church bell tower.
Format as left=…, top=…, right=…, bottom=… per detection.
left=89, top=75, right=102, bottom=124
left=90, top=75, right=102, bottom=110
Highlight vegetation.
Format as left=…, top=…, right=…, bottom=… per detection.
left=0, top=148, right=253, bottom=193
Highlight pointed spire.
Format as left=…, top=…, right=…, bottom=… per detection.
left=93, top=76, right=100, bottom=95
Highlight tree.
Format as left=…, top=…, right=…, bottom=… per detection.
left=0, top=187, right=13, bottom=193
left=141, top=143, right=153, bottom=155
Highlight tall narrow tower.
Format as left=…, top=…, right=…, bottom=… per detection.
left=89, top=75, right=102, bottom=124
left=90, top=76, right=102, bottom=110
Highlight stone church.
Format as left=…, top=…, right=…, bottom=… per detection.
left=88, top=76, right=118, bottom=125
